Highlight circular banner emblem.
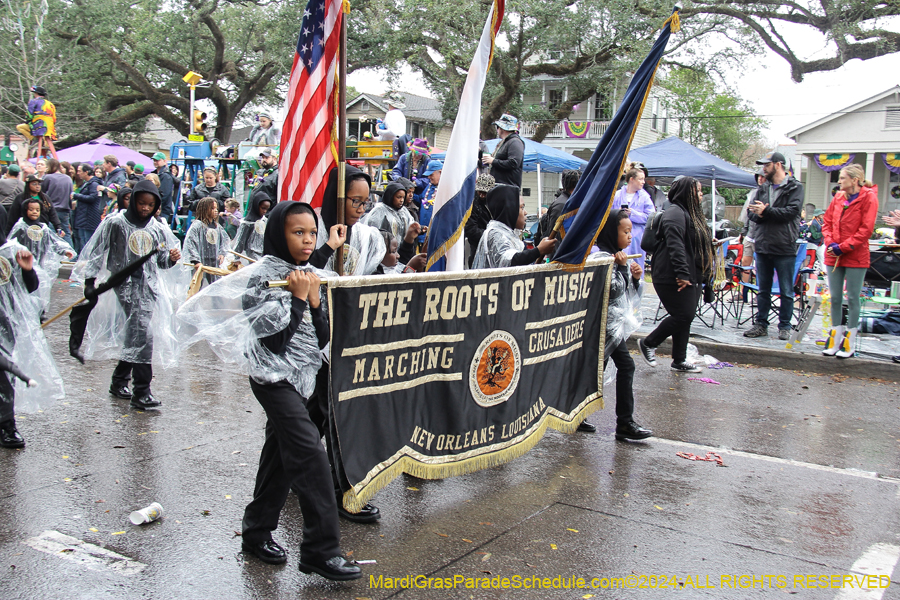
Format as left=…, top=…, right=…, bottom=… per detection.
left=128, top=229, right=154, bottom=256
left=26, top=225, right=44, bottom=242
left=205, top=228, right=219, bottom=245
left=0, top=256, right=11, bottom=286
left=254, top=220, right=267, bottom=235
left=469, top=330, right=521, bottom=407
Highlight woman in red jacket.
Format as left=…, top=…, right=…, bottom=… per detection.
left=821, top=164, right=878, bottom=358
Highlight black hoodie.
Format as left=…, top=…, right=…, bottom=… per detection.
left=258, top=200, right=328, bottom=353
left=485, top=184, right=520, bottom=230
left=125, top=180, right=159, bottom=227
left=484, top=183, right=538, bottom=266
left=245, top=191, right=272, bottom=223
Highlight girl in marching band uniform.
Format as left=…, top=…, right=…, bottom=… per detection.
left=231, top=193, right=271, bottom=264
left=8, top=198, right=76, bottom=311
left=183, top=197, right=230, bottom=285
left=473, top=183, right=555, bottom=269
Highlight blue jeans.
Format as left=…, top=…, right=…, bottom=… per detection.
left=56, top=210, right=74, bottom=246
left=73, top=228, right=94, bottom=254
left=755, top=252, right=796, bottom=330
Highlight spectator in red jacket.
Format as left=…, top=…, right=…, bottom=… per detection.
left=821, top=163, right=878, bottom=359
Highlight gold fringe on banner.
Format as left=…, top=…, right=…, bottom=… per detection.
left=340, top=397, right=602, bottom=513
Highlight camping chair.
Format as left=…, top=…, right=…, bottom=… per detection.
left=736, top=242, right=808, bottom=328
left=696, top=241, right=736, bottom=327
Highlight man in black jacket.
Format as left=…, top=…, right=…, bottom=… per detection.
left=744, top=151, right=803, bottom=340
left=151, top=152, right=176, bottom=223
left=483, top=113, right=525, bottom=189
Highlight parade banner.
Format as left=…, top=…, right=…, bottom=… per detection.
left=327, top=256, right=613, bottom=511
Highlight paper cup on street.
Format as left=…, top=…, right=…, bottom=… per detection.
left=129, top=502, right=164, bottom=525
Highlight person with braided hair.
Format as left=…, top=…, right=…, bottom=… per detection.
left=637, top=176, right=715, bottom=373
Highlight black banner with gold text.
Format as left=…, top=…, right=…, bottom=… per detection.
left=327, top=256, right=613, bottom=511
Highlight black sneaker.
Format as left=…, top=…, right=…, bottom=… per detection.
left=638, top=339, right=658, bottom=367
left=743, top=324, right=768, bottom=338
left=671, top=361, right=702, bottom=373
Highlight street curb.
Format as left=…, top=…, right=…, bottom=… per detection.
left=631, top=332, right=899, bottom=382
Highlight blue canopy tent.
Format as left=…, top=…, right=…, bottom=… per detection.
left=432, top=137, right=587, bottom=210
left=628, top=136, right=757, bottom=231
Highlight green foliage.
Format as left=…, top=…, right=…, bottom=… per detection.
left=662, top=68, right=768, bottom=169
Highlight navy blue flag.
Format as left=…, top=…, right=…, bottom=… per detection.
left=553, top=6, right=681, bottom=268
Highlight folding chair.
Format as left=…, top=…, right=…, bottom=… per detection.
left=695, top=241, right=731, bottom=328
left=736, top=242, right=808, bottom=327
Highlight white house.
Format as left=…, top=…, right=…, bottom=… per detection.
left=516, top=73, right=677, bottom=205
left=787, top=85, right=900, bottom=215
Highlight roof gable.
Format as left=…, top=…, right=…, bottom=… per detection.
left=787, top=85, right=900, bottom=139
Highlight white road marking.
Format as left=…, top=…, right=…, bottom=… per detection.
left=652, top=437, right=900, bottom=485
left=833, top=543, right=900, bottom=600
left=23, top=530, right=146, bottom=576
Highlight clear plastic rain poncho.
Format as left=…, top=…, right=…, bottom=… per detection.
left=175, top=256, right=330, bottom=397
left=361, top=182, right=415, bottom=240
left=7, top=217, right=76, bottom=311
left=230, top=217, right=267, bottom=264
left=317, top=164, right=387, bottom=276
left=316, top=215, right=386, bottom=276
left=472, top=221, right=523, bottom=269
left=183, top=219, right=231, bottom=284
left=71, top=205, right=187, bottom=366
left=472, top=184, right=526, bottom=269
left=0, top=240, right=65, bottom=412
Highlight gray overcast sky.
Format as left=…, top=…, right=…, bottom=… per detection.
left=349, top=48, right=899, bottom=148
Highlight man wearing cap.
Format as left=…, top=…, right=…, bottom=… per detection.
left=255, top=148, right=278, bottom=184
left=0, top=165, right=24, bottom=208
left=744, top=151, right=804, bottom=340
left=391, top=138, right=430, bottom=196
left=483, top=114, right=525, bottom=189
left=151, top=152, right=175, bottom=222
left=417, top=159, right=442, bottom=246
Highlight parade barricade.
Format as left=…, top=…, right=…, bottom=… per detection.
left=326, top=255, right=614, bottom=512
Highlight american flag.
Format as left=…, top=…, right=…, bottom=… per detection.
left=278, top=0, right=344, bottom=207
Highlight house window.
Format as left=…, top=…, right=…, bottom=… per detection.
left=661, top=104, right=668, bottom=134
left=650, top=97, right=660, bottom=131
left=360, top=100, right=370, bottom=111
left=594, top=91, right=612, bottom=121
left=886, top=104, right=900, bottom=129
left=549, top=89, right=564, bottom=112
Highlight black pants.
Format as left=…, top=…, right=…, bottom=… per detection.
left=111, top=361, right=153, bottom=397
left=644, top=282, right=701, bottom=363
left=242, top=378, right=341, bottom=563
left=0, top=373, right=15, bottom=423
left=604, top=339, right=635, bottom=426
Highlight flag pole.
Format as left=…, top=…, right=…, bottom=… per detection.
left=335, top=3, right=348, bottom=276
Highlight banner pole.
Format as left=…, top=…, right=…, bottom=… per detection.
left=335, top=7, right=348, bottom=276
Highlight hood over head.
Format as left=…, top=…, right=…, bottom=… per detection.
left=485, top=184, right=521, bottom=229
left=125, top=180, right=160, bottom=226
left=381, top=181, right=406, bottom=210
left=321, top=165, right=371, bottom=240
left=263, top=200, right=318, bottom=265
left=595, top=209, right=629, bottom=254
left=246, top=190, right=272, bottom=222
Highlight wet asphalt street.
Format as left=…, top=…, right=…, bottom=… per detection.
left=0, top=279, right=898, bottom=599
